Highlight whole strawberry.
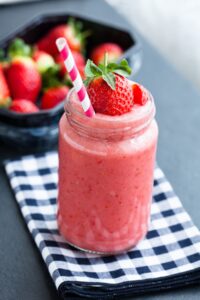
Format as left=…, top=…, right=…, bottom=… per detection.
left=37, top=18, right=88, bottom=57
left=132, top=83, right=148, bottom=106
left=32, top=50, right=55, bottom=74
left=55, top=50, right=85, bottom=78
left=85, top=55, right=133, bottom=116
left=6, top=56, right=41, bottom=102
left=91, top=43, right=123, bottom=65
left=41, top=86, right=69, bottom=110
left=10, top=99, right=39, bottom=113
left=0, top=65, right=11, bottom=108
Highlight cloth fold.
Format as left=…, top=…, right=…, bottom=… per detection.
left=4, top=151, right=200, bottom=299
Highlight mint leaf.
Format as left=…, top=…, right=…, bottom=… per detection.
left=102, top=72, right=115, bottom=90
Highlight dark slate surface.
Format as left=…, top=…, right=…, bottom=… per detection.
left=0, top=0, right=200, bottom=299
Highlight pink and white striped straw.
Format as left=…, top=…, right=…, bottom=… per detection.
left=56, top=37, right=95, bottom=118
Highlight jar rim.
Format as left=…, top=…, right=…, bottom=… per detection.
left=64, top=88, right=156, bottom=140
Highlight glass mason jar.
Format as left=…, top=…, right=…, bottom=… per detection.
left=57, top=88, right=158, bottom=254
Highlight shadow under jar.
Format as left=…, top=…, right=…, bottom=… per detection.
left=57, top=88, right=158, bottom=254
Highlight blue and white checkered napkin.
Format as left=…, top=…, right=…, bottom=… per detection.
left=5, top=151, right=200, bottom=299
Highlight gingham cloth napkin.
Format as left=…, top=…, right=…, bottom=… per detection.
left=4, top=151, right=200, bottom=299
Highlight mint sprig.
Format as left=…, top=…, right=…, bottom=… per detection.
left=84, top=54, right=131, bottom=90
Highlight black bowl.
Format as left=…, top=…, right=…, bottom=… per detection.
left=0, top=13, right=142, bottom=151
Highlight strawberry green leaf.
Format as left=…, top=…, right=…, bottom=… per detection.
left=42, top=77, right=61, bottom=90
left=0, top=97, right=11, bottom=109
left=81, top=30, right=92, bottom=40
left=84, top=77, right=92, bottom=87
left=42, top=65, right=61, bottom=90
left=63, top=77, right=73, bottom=88
left=113, top=69, right=131, bottom=77
left=67, top=17, right=91, bottom=52
left=85, top=59, right=95, bottom=77
left=98, top=63, right=105, bottom=72
left=107, top=58, right=131, bottom=77
left=102, top=72, right=115, bottom=90
left=0, top=49, right=6, bottom=61
left=8, top=38, right=32, bottom=58
left=75, top=20, right=83, bottom=32
left=68, top=17, right=83, bottom=33
left=107, top=62, right=118, bottom=70
left=120, top=58, right=129, bottom=67
left=120, top=58, right=132, bottom=73
left=85, top=59, right=102, bottom=77
left=85, top=55, right=131, bottom=90
left=46, top=64, right=60, bottom=75
left=90, top=61, right=102, bottom=76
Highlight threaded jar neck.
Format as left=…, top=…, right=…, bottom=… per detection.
left=64, top=88, right=155, bottom=141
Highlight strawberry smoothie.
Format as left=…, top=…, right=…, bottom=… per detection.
left=57, top=87, right=158, bottom=254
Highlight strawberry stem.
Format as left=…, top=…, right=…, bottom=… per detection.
left=104, top=52, right=108, bottom=69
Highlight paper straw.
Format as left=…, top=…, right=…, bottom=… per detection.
left=56, top=38, right=95, bottom=118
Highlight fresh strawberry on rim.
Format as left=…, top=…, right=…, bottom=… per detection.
left=132, top=82, right=149, bottom=106
left=85, top=54, right=133, bottom=116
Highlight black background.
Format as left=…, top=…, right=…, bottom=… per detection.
left=0, top=0, right=200, bottom=299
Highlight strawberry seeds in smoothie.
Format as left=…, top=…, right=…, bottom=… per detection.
left=57, top=57, right=158, bottom=254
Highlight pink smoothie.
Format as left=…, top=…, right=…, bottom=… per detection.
left=57, top=88, right=158, bottom=254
